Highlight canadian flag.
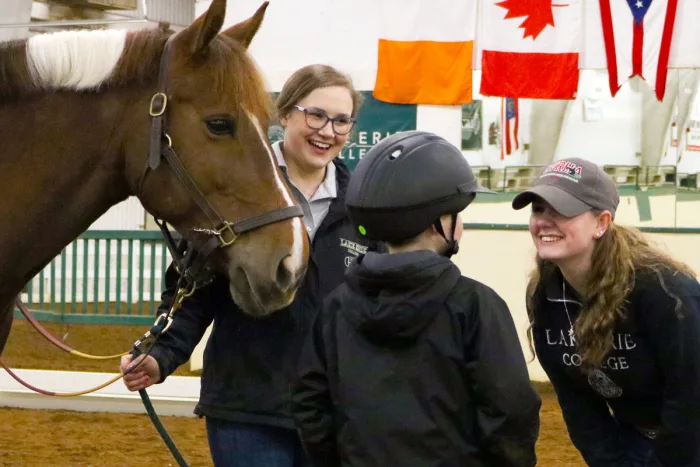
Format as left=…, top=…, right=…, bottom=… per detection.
left=599, top=0, right=679, bottom=102
left=480, top=0, right=581, bottom=99
left=373, top=0, right=476, bottom=105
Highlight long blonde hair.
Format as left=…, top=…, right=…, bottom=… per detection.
left=526, top=223, right=695, bottom=370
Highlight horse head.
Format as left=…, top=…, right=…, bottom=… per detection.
left=118, top=1, right=310, bottom=315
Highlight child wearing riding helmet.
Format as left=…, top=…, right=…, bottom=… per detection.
left=513, top=157, right=700, bottom=466
left=291, top=131, right=541, bottom=467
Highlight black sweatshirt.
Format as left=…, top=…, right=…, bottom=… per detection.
left=531, top=267, right=700, bottom=466
left=292, top=250, right=541, bottom=467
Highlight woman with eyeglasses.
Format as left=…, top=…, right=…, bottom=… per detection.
left=120, top=64, right=384, bottom=467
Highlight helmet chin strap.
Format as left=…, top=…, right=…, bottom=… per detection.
left=434, top=214, right=459, bottom=258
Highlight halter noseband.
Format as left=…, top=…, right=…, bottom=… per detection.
left=138, top=35, right=303, bottom=286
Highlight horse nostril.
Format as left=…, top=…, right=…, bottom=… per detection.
left=276, top=255, right=297, bottom=291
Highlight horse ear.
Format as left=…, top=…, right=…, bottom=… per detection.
left=175, top=0, right=227, bottom=57
left=221, top=1, right=268, bottom=49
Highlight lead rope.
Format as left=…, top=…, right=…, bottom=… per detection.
left=131, top=284, right=194, bottom=467
left=14, top=298, right=129, bottom=360
left=139, top=387, right=189, bottom=467
left=3, top=283, right=195, bottom=466
left=3, top=285, right=188, bottom=393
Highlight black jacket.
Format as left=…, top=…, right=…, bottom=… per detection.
left=292, top=250, right=541, bottom=467
left=531, top=267, right=700, bottom=467
left=149, top=160, right=383, bottom=429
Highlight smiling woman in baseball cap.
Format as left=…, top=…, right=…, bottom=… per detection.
left=513, top=157, right=700, bottom=467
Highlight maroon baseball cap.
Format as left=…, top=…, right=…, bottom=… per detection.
left=512, top=158, right=620, bottom=218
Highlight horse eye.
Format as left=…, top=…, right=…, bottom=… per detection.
left=206, top=117, right=235, bottom=136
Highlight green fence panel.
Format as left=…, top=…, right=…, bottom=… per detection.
left=116, top=239, right=122, bottom=315
left=16, top=230, right=172, bottom=326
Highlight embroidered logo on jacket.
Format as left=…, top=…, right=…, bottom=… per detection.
left=587, top=369, right=623, bottom=398
left=340, top=238, right=368, bottom=267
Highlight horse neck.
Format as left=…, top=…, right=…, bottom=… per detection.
left=0, top=90, right=136, bottom=294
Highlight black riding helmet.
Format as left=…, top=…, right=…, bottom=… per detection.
left=345, top=131, right=493, bottom=255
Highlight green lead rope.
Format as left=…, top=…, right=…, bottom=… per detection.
left=139, top=388, right=189, bottom=467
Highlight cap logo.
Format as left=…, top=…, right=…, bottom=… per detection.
left=541, top=160, right=583, bottom=183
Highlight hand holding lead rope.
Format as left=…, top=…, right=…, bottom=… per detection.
left=120, top=353, right=160, bottom=392
left=125, top=286, right=193, bottom=467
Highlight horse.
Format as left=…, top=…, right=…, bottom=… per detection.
left=0, top=0, right=310, bottom=356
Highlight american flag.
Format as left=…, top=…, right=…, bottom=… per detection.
left=501, top=97, right=519, bottom=160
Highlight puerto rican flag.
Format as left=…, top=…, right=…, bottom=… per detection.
left=599, top=0, right=679, bottom=101
left=501, top=97, right=519, bottom=160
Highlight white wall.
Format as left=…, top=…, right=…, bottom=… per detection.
left=87, top=197, right=145, bottom=230
left=0, top=0, right=31, bottom=40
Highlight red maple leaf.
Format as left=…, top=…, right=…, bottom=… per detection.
left=496, top=0, right=565, bottom=40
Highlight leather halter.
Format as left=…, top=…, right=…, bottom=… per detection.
left=138, top=35, right=303, bottom=282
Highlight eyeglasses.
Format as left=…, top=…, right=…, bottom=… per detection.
left=293, top=105, right=356, bottom=135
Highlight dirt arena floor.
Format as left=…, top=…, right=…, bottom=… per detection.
left=1, top=320, right=587, bottom=466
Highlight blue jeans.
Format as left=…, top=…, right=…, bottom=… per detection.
left=619, top=424, right=658, bottom=467
left=206, top=418, right=308, bottom=467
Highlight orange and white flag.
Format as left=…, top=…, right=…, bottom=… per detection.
left=373, top=0, right=476, bottom=105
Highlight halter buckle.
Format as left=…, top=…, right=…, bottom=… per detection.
left=149, top=92, right=168, bottom=117
left=191, top=222, right=238, bottom=247
left=215, top=222, right=237, bottom=247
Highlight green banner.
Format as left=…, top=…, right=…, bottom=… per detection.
left=268, top=91, right=417, bottom=172
left=461, top=100, right=483, bottom=151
